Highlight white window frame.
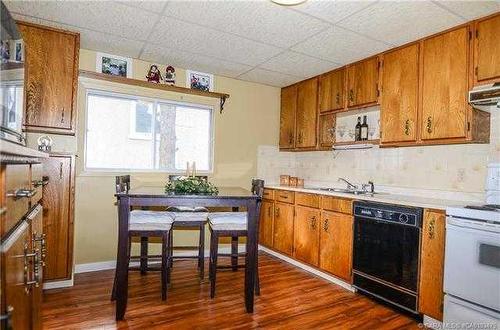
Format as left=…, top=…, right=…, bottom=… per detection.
left=84, top=88, right=215, bottom=174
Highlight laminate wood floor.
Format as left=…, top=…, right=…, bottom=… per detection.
left=42, top=252, right=421, bottom=329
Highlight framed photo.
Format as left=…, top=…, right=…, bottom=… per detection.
left=186, top=70, right=214, bottom=92
left=96, top=52, right=132, bottom=78
left=14, top=40, right=23, bottom=62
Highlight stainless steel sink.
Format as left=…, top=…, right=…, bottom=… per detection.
left=308, top=187, right=378, bottom=195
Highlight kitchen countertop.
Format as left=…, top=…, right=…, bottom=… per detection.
left=266, top=185, right=470, bottom=210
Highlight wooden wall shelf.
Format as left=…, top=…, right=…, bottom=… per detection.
left=79, top=70, right=230, bottom=113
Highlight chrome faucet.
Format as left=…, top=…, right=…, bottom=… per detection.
left=338, top=177, right=358, bottom=191
left=362, top=181, right=375, bottom=194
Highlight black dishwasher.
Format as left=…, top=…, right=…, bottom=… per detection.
left=352, top=201, right=423, bottom=314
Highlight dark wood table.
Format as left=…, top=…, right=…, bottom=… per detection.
left=114, top=186, right=261, bottom=320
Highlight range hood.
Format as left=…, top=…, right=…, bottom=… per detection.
left=468, top=83, right=500, bottom=111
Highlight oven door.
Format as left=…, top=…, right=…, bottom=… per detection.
left=353, top=216, right=421, bottom=292
left=444, top=216, right=500, bottom=312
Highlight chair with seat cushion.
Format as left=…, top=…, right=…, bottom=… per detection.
left=111, top=175, right=173, bottom=301
left=208, top=179, right=264, bottom=298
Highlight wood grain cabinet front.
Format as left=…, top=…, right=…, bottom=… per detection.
left=41, top=154, right=75, bottom=281
left=474, top=13, right=500, bottom=85
left=419, top=209, right=446, bottom=321
left=273, top=202, right=294, bottom=256
left=319, top=211, right=353, bottom=282
left=259, top=200, right=274, bottom=248
left=293, top=206, right=320, bottom=266
left=295, top=78, right=318, bottom=149
left=346, top=57, right=379, bottom=109
left=279, top=85, right=297, bottom=149
left=18, top=22, right=79, bottom=135
left=319, top=68, right=345, bottom=113
left=319, top=113, right=336, bottom=148
left=1, top=164, right=31, bottom=237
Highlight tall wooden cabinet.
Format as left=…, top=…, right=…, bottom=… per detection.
left=41, top=154, right=75, bottom=281
left=279, top=85, right=297, bottom=149
left=295, top=78, right=318, bottom=149
left=18, top=21, right=79, bottom=135
left=474, top=13, right=500, bottom=85
left=380, top=44, right=419, bottom=145
left=346, top=57, right=379, bottom=108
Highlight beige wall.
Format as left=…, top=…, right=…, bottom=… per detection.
left=28, top=49, right=280, bottom=264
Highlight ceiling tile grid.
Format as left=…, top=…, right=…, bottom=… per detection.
left=5, top=0, right=500, bottom=87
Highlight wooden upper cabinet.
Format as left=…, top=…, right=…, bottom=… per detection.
left=474, top=13, right=500, bottom=85
left=421, top=26, right=469, bottom=141
left=294, top=206, right=320, bottom=266
left=19, top=22, right=79, bottom=135
left=419, top=210, right=446, bottom=321
left=296, top=78, right=318, bottom=148
left=42, top=155, right=75, bottom=281
left=273, top=202, right=294, bottom=256
left=346, top=57, right=379, bottom=108
left=319, top=211, right=353, bottom=282
left=280, top=85, right=297, bottom=149
left=380, top=43, right=419, bottom=144
left=319, top=113, right=335, bottom=148
left=259, top=200, right=274, bottom=248
left=319, top=68, right=345, bottom=113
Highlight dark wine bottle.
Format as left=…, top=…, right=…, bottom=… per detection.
left=361, top=115, right=369, bottom=141
left=355, top=117, right=361, bottom=141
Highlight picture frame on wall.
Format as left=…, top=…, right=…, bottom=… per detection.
left=186, top=70, right=214, bottom=92
left=96, top=52, right=132, bottom=78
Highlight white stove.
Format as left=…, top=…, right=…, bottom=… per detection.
left=446, top=204, right=500, bottom=222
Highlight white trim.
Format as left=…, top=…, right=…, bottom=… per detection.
left=43, top=278, right=74, bottom=290
left=258, top=245, right=355, bottom=293
left=74, top=244, right=246, bottom=274
left=423, top=315, right=443, bottom=329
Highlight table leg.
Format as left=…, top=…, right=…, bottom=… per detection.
left=115, top=197, right=130, bottom=320
left=245, top=199, right=259, bottom=313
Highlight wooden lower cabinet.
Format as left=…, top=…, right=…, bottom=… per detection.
left=419, top=209, right=446, bottom=321
left=273, top=202, right=294, bottom=255
left=319, top=211, right=354, bottom=282
left=259, top=200, right=274, bottom=247
left=293, top=206, right=320, bottom=266
left=41, top=154, right=75, bottom=281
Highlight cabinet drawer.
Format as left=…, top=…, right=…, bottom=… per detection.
left=263, top=189, right=274, bottom=201
left=296, top=192, right=320, bottom=208
left=30, top=163, right=43, bottom=206
left=275, top=190, right=295, bottom=204
left=321, top=196, right=353, bottom=214
left=3, top=164, right=31, bottom=236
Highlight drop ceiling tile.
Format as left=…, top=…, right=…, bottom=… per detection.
left=141, top=44, right=252, bottom=78
left=434, top=0, right=500, bottom=20
left=291, top=26, right=391, bottom=65
left=336, top=1, right=466, bottom=46
left=12, top=14, right=145, bottom=58
left=148, top=17, right=283, bottom=66
left=118, top=0, right=169, bottom=14
left=293, top=0, right=377, bottom=24
left=238, top=68, right=303, bottom=87
left=4, top=0, right=157, bottom=41
left=260, top=51, right=340, bottom=78
left=164, top=1, right=330, bottom=48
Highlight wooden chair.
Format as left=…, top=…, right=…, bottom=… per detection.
left=111, top=175, right=173, bottom=301
left=208, top=179, right=264, bottom=298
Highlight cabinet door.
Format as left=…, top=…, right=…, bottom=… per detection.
left=273, top=202, right=294, bottom=255
left=319, top=211, right=353, bottom=282
left=319, top=113, right=335, bottom=148
left=319, top=69, right=345, bottom=113
left=294, top=206, right=320, bottom=266
left=42, top=155, right=74, bottom=281
left=380, top=44, right=419, bottom=144
left=347, top=57, right=379, bottom=108
left=279, top=85, right=297, bottom=149
left=419, top=210, right=445, bottom=321
left=19, top=22, right=79, bottom=134
left=296, top=78, right=318, bottom=148
left=2, top=222, right=32, bottom=330
left=259, top=200, right=274, bottom=248
left=474, top=14, right=500, bottom=84
left=421, top=26, right=469, bottom=141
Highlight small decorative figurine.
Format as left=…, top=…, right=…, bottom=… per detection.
left=37, top=135, right=53, bottom=152
left=146, top=64, right=162, bottom=83
left=164, top=65, right=176, bottom=85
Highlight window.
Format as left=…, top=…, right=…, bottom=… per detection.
left=85, top=90, right=213, bottom=172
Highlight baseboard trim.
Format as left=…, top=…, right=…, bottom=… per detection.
left=43, top=278, right=74, bottom=290
left=74, top=244, right=246, bottom=274
left=258, top=245, right=355, bottom=292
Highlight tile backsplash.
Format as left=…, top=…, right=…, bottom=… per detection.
left=258, top=108, right=500, bottom=200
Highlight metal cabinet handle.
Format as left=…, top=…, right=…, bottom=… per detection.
left=328, top=127, right=335, bottom=138
left=33, top=233, right=47, bottom=267
left=428, top=217, right=435, bottom=240
left=267, top=206, right=271, bottom=217
left=275, top=207, right=280, bottom=218
left=404, top=119, right=410, bottom=136
left=426, top=116, right=433, bottom=134
left=288, top=132, right=293, bottom=145
left=59, top=162, right=63, bottom=179
left=61, top=107, right=65, bottom=123
left=349, top=90, right=354, bottom=102
left=7, top=189, right=36, bottom=199
left=279, top=195, right=288, bottom=199
left=297, top=132, right=303, bottom=144
left=32, top=179, right=49, bottom=187
left=323, top=219, right=329, bottom=232
left=335, top=92, right=340, bottom=105
left=311, top=216, right=317, bottom=230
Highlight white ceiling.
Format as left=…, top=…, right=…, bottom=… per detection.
left=5, top=0, right=500, bottom=88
